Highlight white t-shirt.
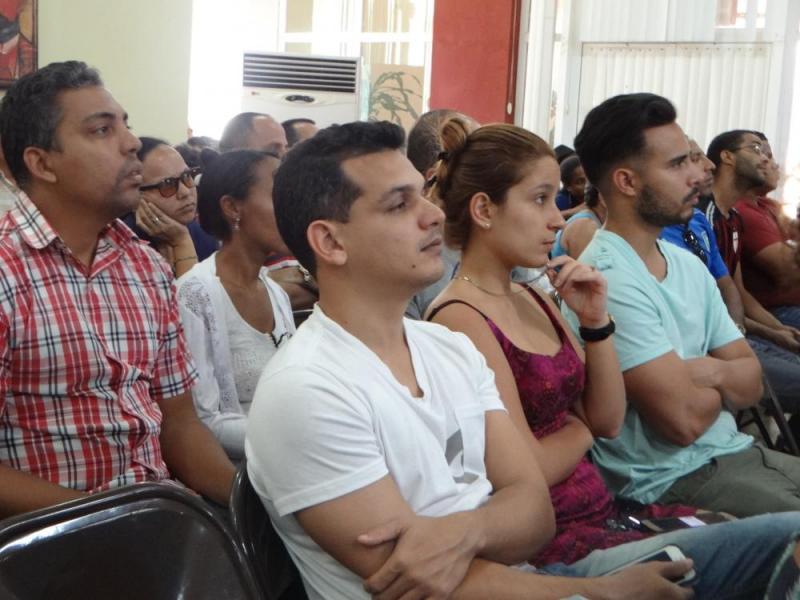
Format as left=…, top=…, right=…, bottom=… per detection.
left=245, top=306, right=506, bottom=600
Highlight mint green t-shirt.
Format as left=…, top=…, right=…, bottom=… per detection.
left=562, top=230, right=752, bottom=504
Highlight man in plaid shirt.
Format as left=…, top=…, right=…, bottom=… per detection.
left=0, top=61, right=236, bottom=517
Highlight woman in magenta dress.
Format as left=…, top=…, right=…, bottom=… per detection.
left=426, top=118, right=694, bottom=566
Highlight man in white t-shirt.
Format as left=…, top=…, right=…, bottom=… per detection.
left=247, top=120, right=800, bottom=600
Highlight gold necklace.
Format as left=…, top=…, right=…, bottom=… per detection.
left=455, top=274, right=531, bottom=297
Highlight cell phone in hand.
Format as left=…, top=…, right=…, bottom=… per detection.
left=605, top=545, right=697, bottom=585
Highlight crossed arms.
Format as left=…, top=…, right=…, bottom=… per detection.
left=623, top=338, right=761, bottom=447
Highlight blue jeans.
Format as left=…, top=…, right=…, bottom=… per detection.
left=771, top=305, right=800, bottom=331
left=538, top=512, right=800, bottom=599
left=748, top=335, right=800, bottom=413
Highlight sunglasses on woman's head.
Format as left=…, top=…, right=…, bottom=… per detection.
left=140, top=167, right=202, bottom=198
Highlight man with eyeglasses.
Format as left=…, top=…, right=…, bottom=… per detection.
left=703, top=130, right=800, bottom=438
left=731, top=133, right=800, bottom=438
left=0, top=61, right=236, bottom=517
left=563, top=93, right=800, bottom=518
left=733, top=134, right=800, bottom=330
left=660, top=138, right=744, bottom=330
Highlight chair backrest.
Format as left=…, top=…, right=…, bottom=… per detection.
left=0, top=482, right=261, bottom=600
left=736, top=373, right=800, bottom=456
left=230, top=462, right=308, bottom=600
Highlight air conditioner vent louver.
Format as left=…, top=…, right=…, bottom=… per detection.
left=243, top=52, right=358, bottom=94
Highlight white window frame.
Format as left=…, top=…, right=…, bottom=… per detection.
left=276, top=0, right=435, bottom=111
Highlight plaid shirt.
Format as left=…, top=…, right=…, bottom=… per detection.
left=0, top=193, right=198, bottom=492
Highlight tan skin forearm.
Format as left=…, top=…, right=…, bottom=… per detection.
left=735, top=268, right=784, bottom=329
left=159, top=394, right=236, bottom=506
left=625, top=358, right=723, bottom=447
left=691, top=356, right=762, bottom=411
left=278, top=282, right=317, bottom=310
left=472, top=412, right=555, bottom=564
left=168, top=232, right=198, bottom=278
left=268, top=266, right=319, bottom=310
left=716, top=275, right=745, bottom=327
left=535, top=415, right=594, bottom=487
left=579, top=336, right=625, bottom=438
left=673, top=387, right=724, bottom=446
left=451, top=559, right=589, bottom=600
left=0, top=464, right=86, bottom=519
left=754, top=243, right=800, bottom=289
left=745, top=317, right=780, bottom=339
left=450, top=557, right=693, bottom=600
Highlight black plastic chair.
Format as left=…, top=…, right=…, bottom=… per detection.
left=0, top=482, right=261, bottom=600
left=737, top=374, right=800, bottom=456
left=230, top=462, right=308, bottom=600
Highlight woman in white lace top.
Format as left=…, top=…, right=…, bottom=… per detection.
left=176, top=150, right=295, bottom=460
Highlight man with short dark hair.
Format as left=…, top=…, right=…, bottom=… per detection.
left=0, top=61, right=235, bottom=517
left=281, top=117, right=318, bottom=148
left=246, top=119, right=800, bottom=600
left=566, top=93, right=800, bottom=517
left=660, top=139, right=740, bottom=325
left=701, top=129, right=763, bottom=276
left=734, top=133, right=800, bottom=330
left=703, top=130, right=800, bottom=432
left=556, top=155, right=587, bottom=217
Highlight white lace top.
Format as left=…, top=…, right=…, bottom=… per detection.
left=222, top=286, right=289, bottom=415
left=176, top=253, right=295, bottom=459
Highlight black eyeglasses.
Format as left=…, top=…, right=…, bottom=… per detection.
left=140, top=167, right=202, bottom=198
left=683, top=228, right=708, bottom=263
left=730, top=142, right=765, bottom=157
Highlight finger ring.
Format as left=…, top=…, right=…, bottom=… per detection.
left=153, top=217, right=161, bottom=224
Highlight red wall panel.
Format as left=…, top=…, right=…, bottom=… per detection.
left=429, top=0, right=521, bottom=124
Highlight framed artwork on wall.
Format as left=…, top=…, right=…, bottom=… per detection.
left=0, top=0, right=36, bottom=88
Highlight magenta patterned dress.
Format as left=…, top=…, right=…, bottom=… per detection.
left=429, top=290, right=695, bottom=566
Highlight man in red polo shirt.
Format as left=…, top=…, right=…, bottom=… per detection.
left=735, top=134, right=800, bottom=330
left=704, top=129, right=800, bottom=437
left=0, top=61, right=235, bottom=517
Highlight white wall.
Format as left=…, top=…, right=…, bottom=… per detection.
left=187, top=0, right=281, bottom=139
left=520, top=0, right=799, bottom=168
left=38, top=0, right=194, bottom=144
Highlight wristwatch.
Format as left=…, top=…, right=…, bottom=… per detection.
left=579, top=315, right=616, bottom=342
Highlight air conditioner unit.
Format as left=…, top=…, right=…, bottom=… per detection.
left=241, top=52, right=362, bottom=128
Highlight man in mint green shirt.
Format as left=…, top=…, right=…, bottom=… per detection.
left=563, top=93, right=800, bottom=517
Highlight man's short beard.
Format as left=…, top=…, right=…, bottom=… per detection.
left=635, top=185, right=693, bottom=227
left=734, top=160, right=766, bottom=192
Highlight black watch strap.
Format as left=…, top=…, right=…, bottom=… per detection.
left=579, top=315, right=615, bottom=342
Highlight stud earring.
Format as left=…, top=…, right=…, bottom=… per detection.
left=483, top=222, right=491, bottom=229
